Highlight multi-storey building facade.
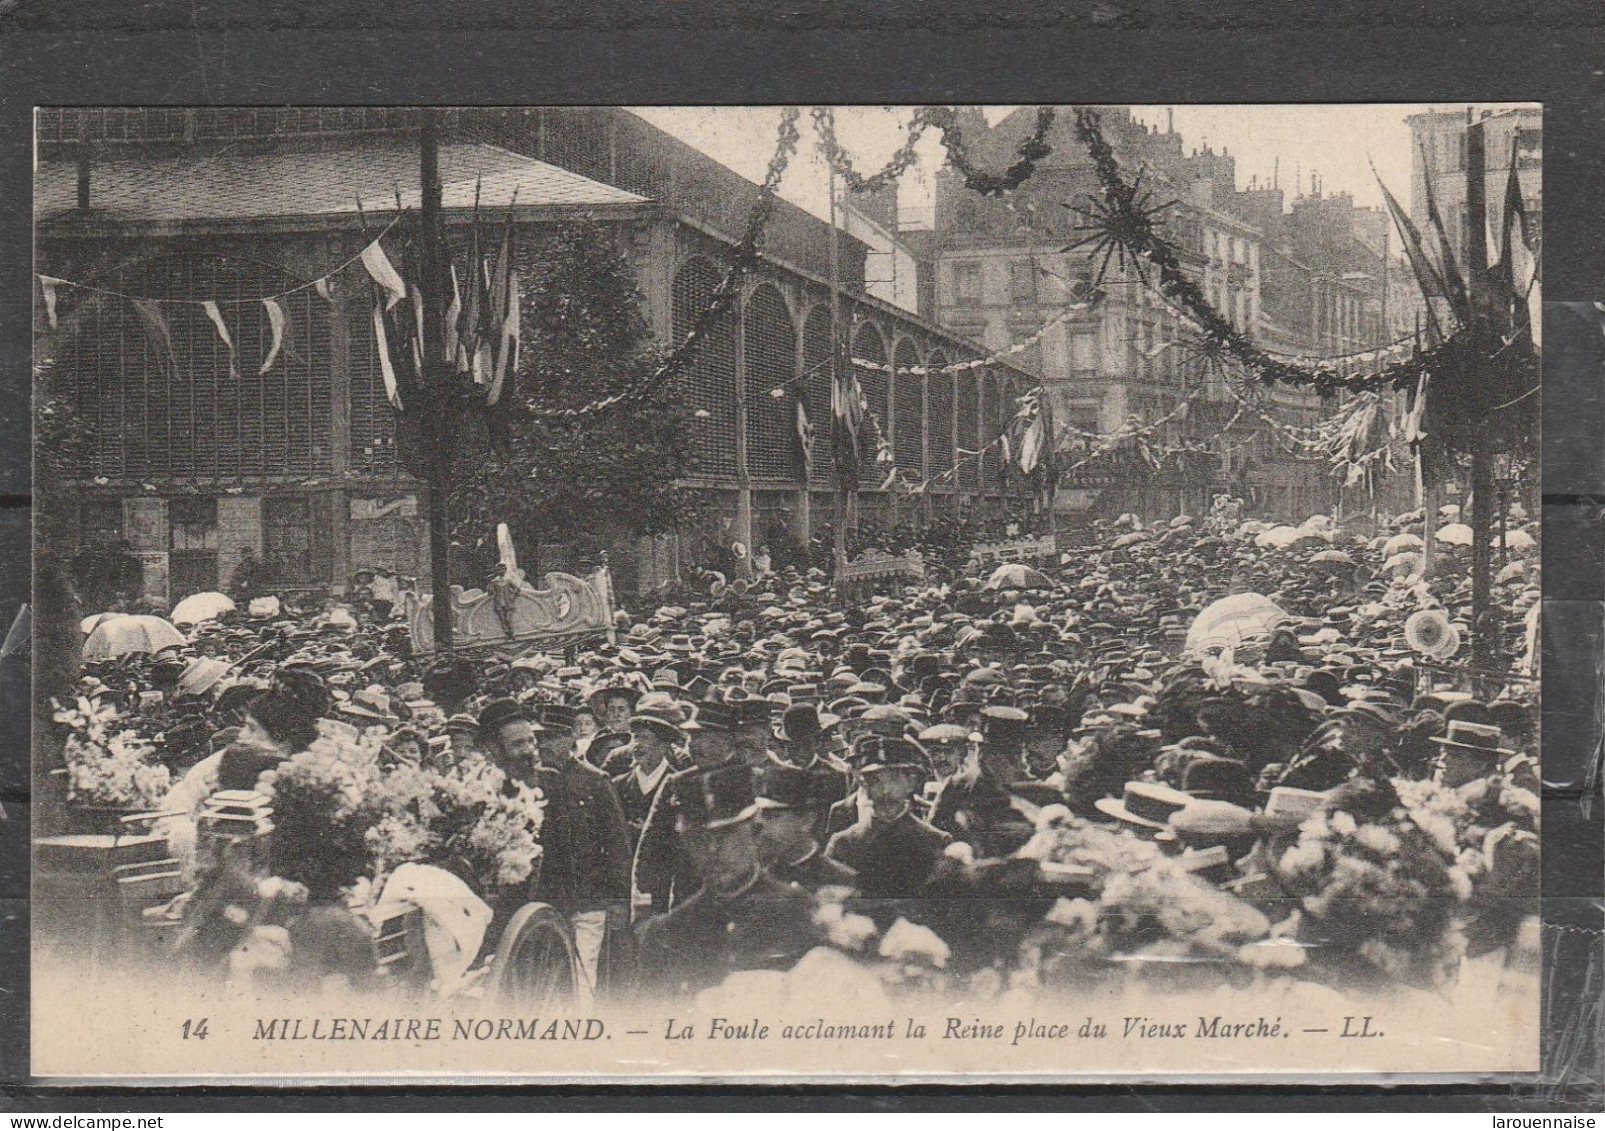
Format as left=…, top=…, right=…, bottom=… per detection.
left=926, top=107, right=1371, bottom=523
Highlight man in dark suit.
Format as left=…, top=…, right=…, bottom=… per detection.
left=635, top=765, right=821, bottom=999
left=478, top=698, right=634, bottom=998
left=826, top=735, right=950, bottom=908
left=931, top=705, right=1036, bottom=859
left=754, top=762, right=857, bottom=892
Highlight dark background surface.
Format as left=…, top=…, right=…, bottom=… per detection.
left=0, top=0, right=1600, bottom=1109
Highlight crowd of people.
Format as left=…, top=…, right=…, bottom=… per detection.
left=46, top=498, right=1541, bottom=1009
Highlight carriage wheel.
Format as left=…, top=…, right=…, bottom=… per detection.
left=487, top=903, right=581, bottom=1010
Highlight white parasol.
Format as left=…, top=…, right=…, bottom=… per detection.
left=171, top=591, right=236, bottom=626
left=82, top=614, right=186, bottom=661
left=1185, top=593, right=1289, bottom=655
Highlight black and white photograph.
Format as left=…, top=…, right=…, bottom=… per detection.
left=27, top=103, right=1542, bottom=1081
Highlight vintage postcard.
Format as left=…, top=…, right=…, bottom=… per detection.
left=30, top=104, right=1541, bottom=1081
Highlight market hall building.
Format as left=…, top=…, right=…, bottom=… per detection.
left=35, top=107, right=1037, bottom=607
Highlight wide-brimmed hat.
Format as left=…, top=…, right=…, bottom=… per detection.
left=1429, top=719, right=1516, bottom=757
left=589, top=682, right=642, bottom=712
left=1093, top=781, right=1192, bottom=831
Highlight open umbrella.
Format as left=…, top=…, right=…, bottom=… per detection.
left=82, top=614, right=186, bottom=661
left=1111, top=532, right=1148, bottom=549
left=1235, top=520, right=1271, bottom=537
left=1185, top=593, right=1289, bottom=655
left=1435, top=523, right=1474, bottom=547
left=1383, top=551, right=1423, bottom=575
left=1383, top=532, right=1424, bottom=555
left=1310, top=549, right=1354, bottom=565
left=171, top=591, right=236, bottom=626
left=80, top=611, right=121, bottom=635
left=985, top=563, right=1053, bottom=590
left=1496, top=529, right=1536, bottom=552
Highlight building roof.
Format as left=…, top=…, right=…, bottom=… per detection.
left=36, top=141, right=648, bottom=228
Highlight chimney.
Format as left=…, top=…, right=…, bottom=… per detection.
left=1167, top=108, right=1174, bottom=133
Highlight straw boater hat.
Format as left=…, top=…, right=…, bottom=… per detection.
left=1094, top=781, right=1193, bottom=831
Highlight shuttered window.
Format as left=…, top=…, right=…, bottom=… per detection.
left=672, top=257, right=737, bottom=478
left=741, top=284, right=798, bottom=483
left=63, top=255, right=332, bottom=480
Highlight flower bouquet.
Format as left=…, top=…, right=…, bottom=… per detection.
left=53, top=696, right=173, bottom=827
left=1015, top=807, right=1271, bottom=992
left=1275, top=778, right=1472, bottom=989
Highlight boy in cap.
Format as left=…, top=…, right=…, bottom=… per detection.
left=754, top=763, right=858, bottom=891
left=635, top=765, right=821, bottom=998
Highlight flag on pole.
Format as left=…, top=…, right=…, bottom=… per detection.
left=1375, top=168, right=1447, bottom=343
left=832, top=365, right=864, bottom=487
left=1500, top=139, right=1541, bottom=349
left=260, top=298, right=287, bottom=374
left=457, top=181, right=485, bottom=368
left=1417, top=146, right=1473, bottom=325
left=795, top=395, right=814, bottom=480
left=489, top=270, right=519, bottom=406
left=372, top=300, right=403, bottom=410
left=1018, top=402, right=1046, bottom=475
left=361, top=241, right=408, bottom=312
left=445, top=264, right=464, bottom=368
left=37, top=276, right=67, bottom=329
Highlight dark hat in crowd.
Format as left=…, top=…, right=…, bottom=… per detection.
left=478, top=697, right=536, bottom=742
left=1179, top=756, right=1257, bottom=809
left=774, top=703, right=824, bottom=745
left=754, top=763, right=839, bottom=811
left=852, top=734, right=929, bottom=775
left=673, top=764, right=758, bottom=832
left=537, top=703, right=578, bottom=733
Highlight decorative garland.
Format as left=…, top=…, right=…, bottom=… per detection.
left=1069, top=108, right=1460, bottom=396
left=810, top=107, right=932, bottom=194
left=930, top=107, right=1057, bottom=197
left=810, top=105, right=1058, bottom=200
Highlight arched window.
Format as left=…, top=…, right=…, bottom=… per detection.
left=672, top=257, right=738, bottom=479
left=851, top=321, right=887, bottom=489
left=927, top=351, right=954, bottom=486
left=956, top=361, right=980, bottom=490
left=802, top=304, right=836, bottom=487
left=62, top=254, right=332, bottom=479
left=741, top=284, right=798, bottom=483
left=892, top=338, right=923, bottom=478
left=979, top=369, right=1000, bottom=487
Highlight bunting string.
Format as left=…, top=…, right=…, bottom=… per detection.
left=36, top=211, right=408, bottom=308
